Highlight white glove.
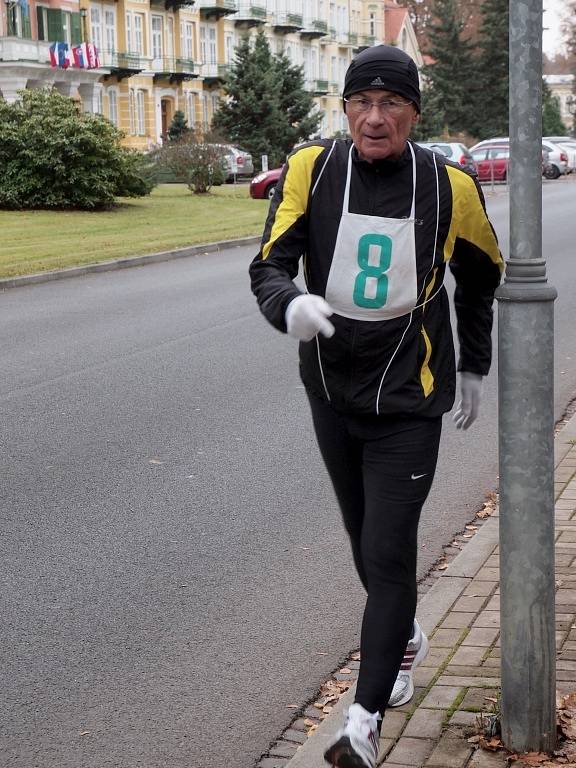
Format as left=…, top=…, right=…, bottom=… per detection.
left=453, top=372, right=483, bottom=430
left=285, top=294, right=335, bottom=342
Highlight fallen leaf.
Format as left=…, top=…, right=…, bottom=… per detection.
left=463, top=533, right=474, bottom=539
left=79, top=730, right=91, bottom=736
left=466, top=524, right=478, bottom=531
left=286, top=704, right=298, bottom=709
left=340, top=667, right=352, bottom=674
left=351, top=652, right=360, bottom=661
left=303, top=718, right=317, bottom=727
left=438, top=563, right=449, bottom=570
left=149, top=459, right=164, bottom=464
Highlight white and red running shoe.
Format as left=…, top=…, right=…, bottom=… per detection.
left=387, top=620, right=429, bottom=708
left=323, top=702, right=380, bottom=768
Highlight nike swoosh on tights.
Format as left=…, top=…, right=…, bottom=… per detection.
left=411, top=473, right=428, bottom=480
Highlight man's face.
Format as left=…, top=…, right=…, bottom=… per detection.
left=345, top=89, right=419, bottom=162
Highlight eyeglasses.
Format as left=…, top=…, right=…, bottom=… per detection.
left=344, top=97, right=413, bottom=115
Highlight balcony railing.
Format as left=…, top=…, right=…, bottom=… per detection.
left=0, top=36, right=51, bottom=64
left=300, top=19, right=327, bottom=39
left=273, top=12, right=303, bottom=32
left=99, top=50, right=148, bottom=78
left=151, top=56, right=198, bottom=79
left=307, top=78, right=329, bottom=95
left=197, top=0, right=237, bottom=18
left=354, top=34, right=375, bottom=51
left=234, top=3, right=266, bottom=25
left=201, top=62, right=230, bottom=82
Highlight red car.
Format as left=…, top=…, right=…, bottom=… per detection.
left=249, top=166, right=284, bottom=200
left=470, top=145, right=510, bottom=182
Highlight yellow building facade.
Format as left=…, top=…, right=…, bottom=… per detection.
left=0, top=0, right=423, bottom=149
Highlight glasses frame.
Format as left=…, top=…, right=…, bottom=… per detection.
left=343, top=96, right=414, bottom=115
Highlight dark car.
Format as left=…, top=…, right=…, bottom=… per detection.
left=249, top=166, right=284, bottom=200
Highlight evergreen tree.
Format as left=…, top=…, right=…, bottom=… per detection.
left=411, top=87, right=444, bottom=140
left=273, top=51, right=323, bottom=149
left=213, top=29, right=322, bottom=170
left=167, top=110, right=189, bottom=142
left=542, top=79, right=567, bottom=135
left=422, top=0, right=476, bottom=136
left=472, top=0, right=509, bottom=140
left=212, top=30, right=288, bottom=169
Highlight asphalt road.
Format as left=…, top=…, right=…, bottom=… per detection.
left=0, top=178, right=575, bottom=768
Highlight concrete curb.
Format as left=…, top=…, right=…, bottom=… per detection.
left=283, top=411, right=576, bottom=768
left=0, top=235, right=261, bottom=291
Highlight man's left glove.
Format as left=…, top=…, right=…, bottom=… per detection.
left=453, top=372, right=483, bottom=430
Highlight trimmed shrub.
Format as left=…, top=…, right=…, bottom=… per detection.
left=0, top=88, right=156, bottom=210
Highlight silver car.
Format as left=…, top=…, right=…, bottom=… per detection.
left=218, top=145, right=254, bottom=181
left=543, top=137, right=576, bottom=173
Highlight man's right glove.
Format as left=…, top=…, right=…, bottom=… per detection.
left=285, top=294, right=335, bottom=342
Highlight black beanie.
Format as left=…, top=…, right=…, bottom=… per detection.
left=343, top=45, right=421, bottom=113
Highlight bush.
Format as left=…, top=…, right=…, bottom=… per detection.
left=155, top=131, right=227, bottom=194
left=0, top=89, right=156, bottom=210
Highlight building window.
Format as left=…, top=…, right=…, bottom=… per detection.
left=200, top=25, right=216, bottom=64
left=134, top=14, right=144, bottom=55
left=186, top=91, right=198, bottom=128
left=129, top=89, right=136, bottom=134
left=126, top=12, right=145, bottom=54
left=202, top=92, right=209, bottom=130
left=108, top=89, right=118, bottom=126
left=90, top=7, right=102, bottom=50
left=225, top=32, right=234, bottom=64
left=136, top=90, right=146, bottom=135
left=166, top=16, right=174, bottom=60
left=104, top=10, right=115, bottom=53
left=181, top=21, right=194, bottom=60
left=211, top=92, right=219, bottom=117
left=95, top=89, right=103, bottom=115
left=37, top=7, right=80, bottom=43
left=151, top=15, right=163, bottom=61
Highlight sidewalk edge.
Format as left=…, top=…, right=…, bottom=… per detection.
left=282, top=411, right=576, bottom=768
left=0, top=236, right=261, bottom=291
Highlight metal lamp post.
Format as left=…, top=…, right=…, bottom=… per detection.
left=496, top=0, right=557, bottom=753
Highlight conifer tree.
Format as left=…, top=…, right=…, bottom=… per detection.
left=213, top=29, right=322, bottom=170
left=273, top=51, right=322, bottom=149
left=212, top=31, right=286, bottom=168
left=167, top=110, right=189, bottom=142
left=472, top=0, right=509, bottom=140
left=422, top=0, right=476, bottom=136
left=542, top=79, right=567, bottom=135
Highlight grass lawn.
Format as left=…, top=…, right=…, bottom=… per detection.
left=0, top=184, right=270, bottom=279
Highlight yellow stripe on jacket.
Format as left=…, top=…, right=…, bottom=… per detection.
left=262, top=146, right=325, bottom=260
left=443, top=165, right=503, bottom=270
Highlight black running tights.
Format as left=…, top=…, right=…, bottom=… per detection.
left=307, top=393, right=442, bottom=718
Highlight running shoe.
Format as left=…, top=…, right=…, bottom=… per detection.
left=387, top=620, right=429, bottom=708
left=323, top=702, right=380, bottom=768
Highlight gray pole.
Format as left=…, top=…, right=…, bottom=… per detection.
left=496, top=0, right=557, bottom=752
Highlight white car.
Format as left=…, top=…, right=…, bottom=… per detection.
left=543, top=136, right=576, bottom=173
left=470, top=137, right=568, bottom=178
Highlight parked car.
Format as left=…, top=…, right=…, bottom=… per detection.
left=471, top=137, right=567, bottom=178
left=469, top=145, right=511, bottom=182
left=250, top=166, right=284, bottom=200
left=416, top=141, right=477, bottom=175
left=208, top=144, right=254, bottom=181
left=543, top=136, right=576, bottom=173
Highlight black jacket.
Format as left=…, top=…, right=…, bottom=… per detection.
left=249, top=138, right=504, bottom=417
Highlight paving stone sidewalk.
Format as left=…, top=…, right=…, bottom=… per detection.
left=271, top=411, right=576, bottom=768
